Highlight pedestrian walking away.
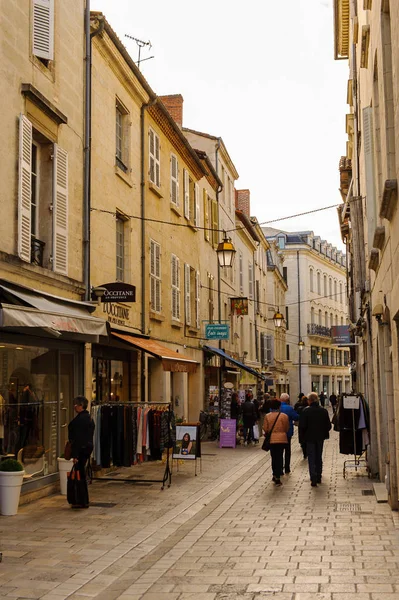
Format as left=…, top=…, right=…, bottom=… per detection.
left=263, top=399, right=289, bottom=486
left=67, top=395, right=95, bottom=508
left=241, top=393, right=257, bottom=445
left=299, top=391, right=332, bottom=487
left=279, top=392, right=299, bottom=474
left=329, top=392, right=337, bottom=413
left=319, top=390, right=326, bottom=407
left=295, top=395, right=309, bottom=458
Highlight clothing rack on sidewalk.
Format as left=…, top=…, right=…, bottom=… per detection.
left=339, top=393, right=370, bottom=479
left=91, top=401, right=173, bottom=489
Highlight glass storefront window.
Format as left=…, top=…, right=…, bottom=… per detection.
left=92, top=358, right=131, bottom=403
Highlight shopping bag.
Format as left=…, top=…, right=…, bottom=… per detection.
left=253, top=425, right=259, bottom=441
left=67, top=465, right=89, bottom=506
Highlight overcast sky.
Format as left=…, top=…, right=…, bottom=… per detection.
left=91, top=0, right=349, bottom=251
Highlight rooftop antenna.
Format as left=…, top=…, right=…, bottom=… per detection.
left=124, top=34, right=154, bottom=70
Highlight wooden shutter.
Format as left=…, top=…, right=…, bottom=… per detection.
left=32, top=0, right=54, bottom=61
left=363, top=107, right=377, bottom=248
left=155, top=242, right=161, bottom=312
left=171, top=254, right=180, bottom=319
left=149, top=129, right=155, bottom=183
left=266, top=335, right=274, bottom=363
left=195, top=270, right=200, bottom=329
left=203, top=189, right=209, bottom=240
left=123, top=117, right=130, bottom=169
left=154, top=133, right=160, bottom=187
left=184, top=263, right=191, bottom=325
left=248, top=263, right=254, bottom=299
left=183, top=169, right=190, bottom=218
left=170, top=155, right=178, bottom=206
left=52, top=144, right=68, bottom=275
left=194, top=183, right=200, bottom=227
left=211, top=200, right=218, bottom=246
left=239, top=253, right=243, bottom=293
left=18, top=114, right=32, bottom=263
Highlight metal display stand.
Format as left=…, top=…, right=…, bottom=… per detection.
left=92, top=402, right=172, bottom=489
left=172, top=422, right=202, bottom=476
left=342, top=394, right=369, bottom=479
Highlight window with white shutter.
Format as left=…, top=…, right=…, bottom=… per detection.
left=18, top=114, right=32, bottom=263
left=211, top=200, right=218, bottom=247
left=184, top=263, right=191, bottom=325
left=32, top=0, right=54, bottom=62
left=266, top=335, right=274, bottom=363
left=203, top=189, right=210, bottom=241
left=150, top=240, right=161, bottom=312
left=171, top=254, right=180, bottom=320
left=239, top=252, right=244, bottom=294
left=194, top=183, right=200, bottom=227
left=208, top=272, right=214, bottom=323
left=170, top=154, right=179, bottom=207
left=183, top=169, right=190, bottom=219
left=248, top=263, right=254, bottom=299
left=115, top=99, right=130, bottom=173
left=149, top=128, right=160, bottom=187
left=195, top=270, right=200, bottom=329
left=52, top=144, right=68, bottom=275
left=363, top=106, right=377, bottom=248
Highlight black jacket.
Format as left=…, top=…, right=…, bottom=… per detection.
left=299, top=403, right=331, bottom=443
left=68, top=410, right=95, bottom=458
left=241, top=400, right=257, bottom=426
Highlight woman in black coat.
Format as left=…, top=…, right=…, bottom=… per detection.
left=67, top=396, right=95, bottom=508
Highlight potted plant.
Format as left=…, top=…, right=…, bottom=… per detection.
left=57, top=454, right=73, bottom=496
left=0, top=458, right=25, bottom=516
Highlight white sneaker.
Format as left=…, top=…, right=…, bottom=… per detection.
left=251, top=441, right=256, bottom=446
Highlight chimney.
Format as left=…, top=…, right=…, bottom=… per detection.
left=159, top=94, right=184, bottom=127
left=236, top=189, right=250, bottom=216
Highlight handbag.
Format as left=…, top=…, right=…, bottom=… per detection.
left=64, top=441, right=72, bottom=460
left=262, top=412, right=281, bottom=452
left=67, top=464, right=89, bottom=506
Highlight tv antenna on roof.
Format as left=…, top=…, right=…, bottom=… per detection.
left=125, top=34, right=154, bottom=70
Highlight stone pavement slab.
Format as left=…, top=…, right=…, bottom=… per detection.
left=1, top=425, right=399, bottom=600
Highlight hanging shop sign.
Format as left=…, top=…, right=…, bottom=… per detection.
left=331, top=325, right=351, bottom=346
left=96, top=282, right=136, bottom=303
left=230, top=297, right=248, bottom=316
left=102, top=302, right=130, bottom=326
left=205, top=323, right=230, bottom=340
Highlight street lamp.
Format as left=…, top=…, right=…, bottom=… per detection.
left=317, top=348, right=322, bottom=363
left=273, top=310, right=284, bottom=328
left=216, top=233, right=236, bottom=268
left=298, top=340, right=305, bottom=351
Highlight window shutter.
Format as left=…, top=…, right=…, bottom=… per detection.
left=170, top=155, right=178, bottom=206
left=363, top=106, right=377, bottom=248
left=18, top=114, right=32, bottom=263
left=211, top=200, right=218, bottom=246
left=239, top=253, right=243, bottom=294
left=155, top=243, right=161, bottom=312
left=266, top=335, right=274, bottom=363
left=203, top=189, right=209, bottom=240
left=194, top=183, right=200, bottom=227
left=123, top=118, right=130, bottom=169
left=155, top=133, right=160, bottom=187
left=176, top=256, right=180, bottom=319
left=183, top=169, right=190, bottom=219
left=32, top=0, right=54, bottom=61
left=171, top=254, right=180, bottom=319
left=52, top=144, right=68, bottom=275
left=184, top=263, right=191, bottom=325
left=149, top=129, right=155, bottom=183
left=195, top=270, right=200, bottom=329
left=248, top=263, right=254, bottom=299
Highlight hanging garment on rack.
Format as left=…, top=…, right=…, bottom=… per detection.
left=334, top=395, right=370, bottom=455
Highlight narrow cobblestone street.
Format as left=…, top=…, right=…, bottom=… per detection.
left=1, top=426, right=399, bottom=600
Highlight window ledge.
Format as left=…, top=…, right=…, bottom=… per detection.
left=187, top=326, right=200, bottom=335
left=150, top=311, right=165, bottom=322
left=170, top=203, right=182, bottom=217
left=115, top=165, right=133, bottom=188
left=171, top=320, right=183, bottom=329
left=149, top=181, right=163, bottom=198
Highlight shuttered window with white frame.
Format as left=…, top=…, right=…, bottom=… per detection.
left=363, top=106, right=377, bottom=249
left=52, top=144, right=68, bottom=275
left=239, top=252, right=244, bottom=294
left=150, top=240, right=161, bottom=312
left=32, top=0, right=54, bottom=61
left=195, top=270, right=200, bottom=329
left=18, top=114, right=33, bottom=263
left=170, top=154, right=179, bottom=207
left=183, top=169, right=190, bottom=219
left=149, top=128, right=160, bottom=187
left=184, top=263, right=191, bottom=325
left=203, top=189, right=210, bottom=241
left=194, top=183, right=200, bottom=227
left=265, top=335, right=274, bottom=363
left=171, top=254, right=180, bottom=320
left=211, top=200, right=218, bottom=247
left=248, top=262, right=254, bottom=299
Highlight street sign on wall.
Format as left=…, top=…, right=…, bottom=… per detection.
left=205, top=323, right=230, bottom=340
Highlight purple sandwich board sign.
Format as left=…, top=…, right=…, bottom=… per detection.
left=219, top=419, right=236, bottom=448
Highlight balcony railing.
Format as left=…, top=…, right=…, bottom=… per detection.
left=31, top=237, right=45, bottom=267
left=307, top=323, right=331, bottom=338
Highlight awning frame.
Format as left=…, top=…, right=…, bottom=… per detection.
left=203, top=345, right=265, bottom=380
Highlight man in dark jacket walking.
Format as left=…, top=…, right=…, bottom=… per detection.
left=241, top=395, right=257, bottom=445
left=299, top=392, right=331, bottom=487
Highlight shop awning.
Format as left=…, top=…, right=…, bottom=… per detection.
left=112, top=332, right=198, bottom=373
left=203, top=345, right=266, bottom=380
left=0, top=281, right=108, bottom=341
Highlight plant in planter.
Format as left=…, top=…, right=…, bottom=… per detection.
left=0, top=458, right=25, bottom=516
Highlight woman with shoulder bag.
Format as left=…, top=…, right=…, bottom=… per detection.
left=67, top=396, right=95, bottom=509
left=262, top=399, right=289, bottom=486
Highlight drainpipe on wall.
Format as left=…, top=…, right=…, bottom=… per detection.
left=215, top=138, right=224, bottom=405
left=297, top=251, right=302, bottom=395
left=140, top=97, right=157, bottom=401
left=83, top=3, right=104, bottom=301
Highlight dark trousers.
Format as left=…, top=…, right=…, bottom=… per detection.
left=270, top=444, right=286, bottom=479
left=282, top=437, right=292, bottom=472
left=243, top=424, right=253, bottom=443
left=306, top=440, right=324, bottom=482
left=75, top=451, right=90, bottom=505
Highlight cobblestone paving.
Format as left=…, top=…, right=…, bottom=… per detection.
left=1, top=425, right=398, bottom=600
